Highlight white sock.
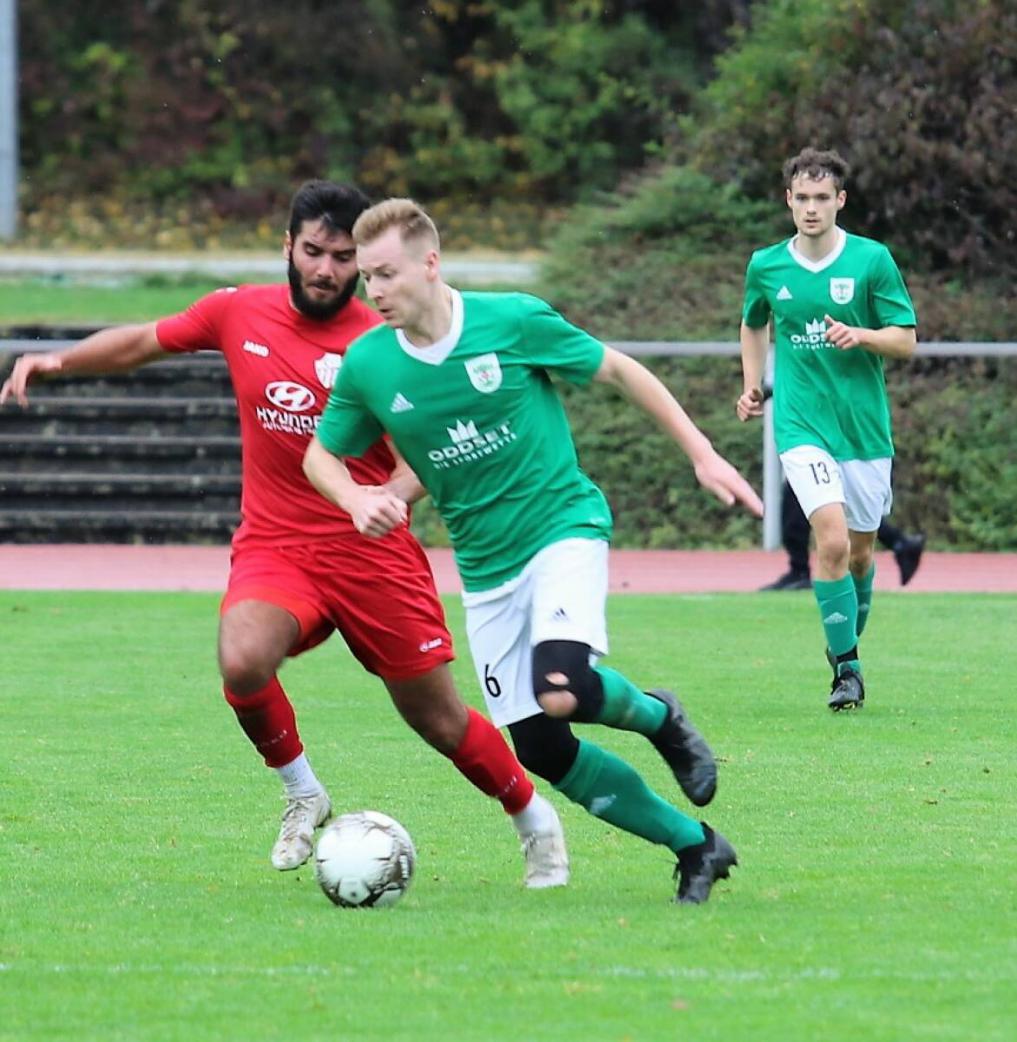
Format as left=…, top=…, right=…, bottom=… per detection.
left=275, top=753, right=325, bottom=799
left=510, top=791, right=560, bottom=839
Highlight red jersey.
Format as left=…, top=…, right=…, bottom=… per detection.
left=156, top=284, right=391, bottom=549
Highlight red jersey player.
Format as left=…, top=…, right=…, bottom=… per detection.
left=0, top=181, right=567, bottom=887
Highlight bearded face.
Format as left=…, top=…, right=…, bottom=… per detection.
left=286, top=220, right=360, bottom=320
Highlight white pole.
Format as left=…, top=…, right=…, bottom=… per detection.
left=762, top=349, right=782, bottom=550
left=0, top=0, right=17, bottom=240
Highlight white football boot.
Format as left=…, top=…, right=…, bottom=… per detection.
left=270, top=789, right=332, bottom=871
left=521, top=806, right=570, bottom=889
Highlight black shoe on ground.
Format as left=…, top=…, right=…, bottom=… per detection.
left=674, top=823, right=738, bottom=905
left=894, top=533, right=926, bottom=586
left=828, top=668, right=865, bottom=711
left=760, top=569, right=812, bottom=591
left=647, top=689, right=717, bottom=807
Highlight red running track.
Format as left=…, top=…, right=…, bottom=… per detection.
left=0, top=545, right=1014, bottom=593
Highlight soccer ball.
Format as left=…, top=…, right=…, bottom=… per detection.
left=314, top=810, right=416, bottom=908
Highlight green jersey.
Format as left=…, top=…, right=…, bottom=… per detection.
left=742, top=228, right=916, bottom=460
left=317, top=290, right=612, bottom=591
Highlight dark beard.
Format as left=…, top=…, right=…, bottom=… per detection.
left=287, top=258, right=358, bottom=320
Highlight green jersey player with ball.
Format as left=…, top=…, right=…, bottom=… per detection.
left=305, top=198, right=763, bottom=904
left=736, top=147, right=918, bottom=710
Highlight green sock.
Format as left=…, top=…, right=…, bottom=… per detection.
left=853, top=563, right=875, bottom=637
left=814, top=573, right=860, bottom=673
left=593, top=666, right=667, bottom=735
left=555, top=739, right=705, bottom=852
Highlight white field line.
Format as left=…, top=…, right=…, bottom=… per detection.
left=3, top=962, right=1011, bottom=983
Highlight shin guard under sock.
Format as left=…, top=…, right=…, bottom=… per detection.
left=594, top=666, right=668, bottom=735
left=813, top=574, right=860, bottom=660
left=853, top=563, right=876, bottom=638
left=555, top=739, right=705, bottom=851
left=451, top=708, right=535, bottom=815
left=224, top=677, right=303, bottom=769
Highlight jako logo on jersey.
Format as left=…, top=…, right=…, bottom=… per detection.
left=790, top=318, right=828, bottom=349
left=265, top=381, right=316, bottom=412
left=313, top=353, right=343, bottom=389
left=418, top=637, right=445, bottom=652
left=830, top=278, right=855, bottom=304
left=464, top=353, right=502, bottom=393
left=243, top=340, right=270, bottom=357
left=427, top=418, right=517, bottom=469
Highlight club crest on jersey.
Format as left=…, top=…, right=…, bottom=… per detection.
left=313, top=352, right=344, bottom=389
left=829, top=278, right=855, bottom=304
left=464, top=353, right=502, bottom=394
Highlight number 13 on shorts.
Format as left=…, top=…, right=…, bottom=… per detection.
left=780, top=444, right=846, bottom=519
left=780, top=444, right=893, bottom=531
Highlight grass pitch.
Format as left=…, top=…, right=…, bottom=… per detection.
left=2, top=590, right=1014, bottom=1042
left=0, top=276, right=234, bottom=327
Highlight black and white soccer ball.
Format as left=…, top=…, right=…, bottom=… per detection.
left=314, top=810, right=416, bottom=908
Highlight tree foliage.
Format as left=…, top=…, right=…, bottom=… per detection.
left=685, top=0, right=1017, bottom=277
left=18, top=0, right=746, bottom=217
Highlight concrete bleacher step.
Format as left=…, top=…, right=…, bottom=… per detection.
left=0, top=470, right=241, bottom=501
left=0, top=470, right=240, bottom=493
left=20, top=357, right=235, bottom=399
left=0, top=433, right=242, bottom=470
left=2, top=396, right=240, bottom=437
left=0, top=509, right=239, bottom=544
left=0, top=342, right=243, bottom=542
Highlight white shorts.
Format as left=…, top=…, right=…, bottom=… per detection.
left=780, top=444, right=893, bottom=533
left=461, top=537, right=609, bottom=727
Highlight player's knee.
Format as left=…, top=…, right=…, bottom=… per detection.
left=849, top=546, right=874, bottom=577
left=218, top=643, right=277, bottom=696
left=816, top=534, right=850, bottom=574
left=508, top=714, right=580, bottom=786
left=532, top=640, right=604, bottom=723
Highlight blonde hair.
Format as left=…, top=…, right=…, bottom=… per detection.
left=351, top=198, right=440, bottom=252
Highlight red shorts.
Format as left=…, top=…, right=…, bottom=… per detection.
left=222, top=529, right=454, bottom=680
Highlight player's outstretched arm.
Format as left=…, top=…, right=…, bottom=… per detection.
left=0, top=323, right=168, bottom=407
left=303, top=435, right=408, bottom=538
left=735, top=322, right=769, bottom=422
left=594, top=346, right=763, bottom=517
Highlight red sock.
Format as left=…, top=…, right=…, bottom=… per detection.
left=451, top=708, right=534, bottom=815
left=223, top=677, right=303, bottom=769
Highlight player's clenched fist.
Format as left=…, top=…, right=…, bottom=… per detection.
left=735, top=386, right=764, bottom=422
left=348, top=486, right=408, bottom=538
